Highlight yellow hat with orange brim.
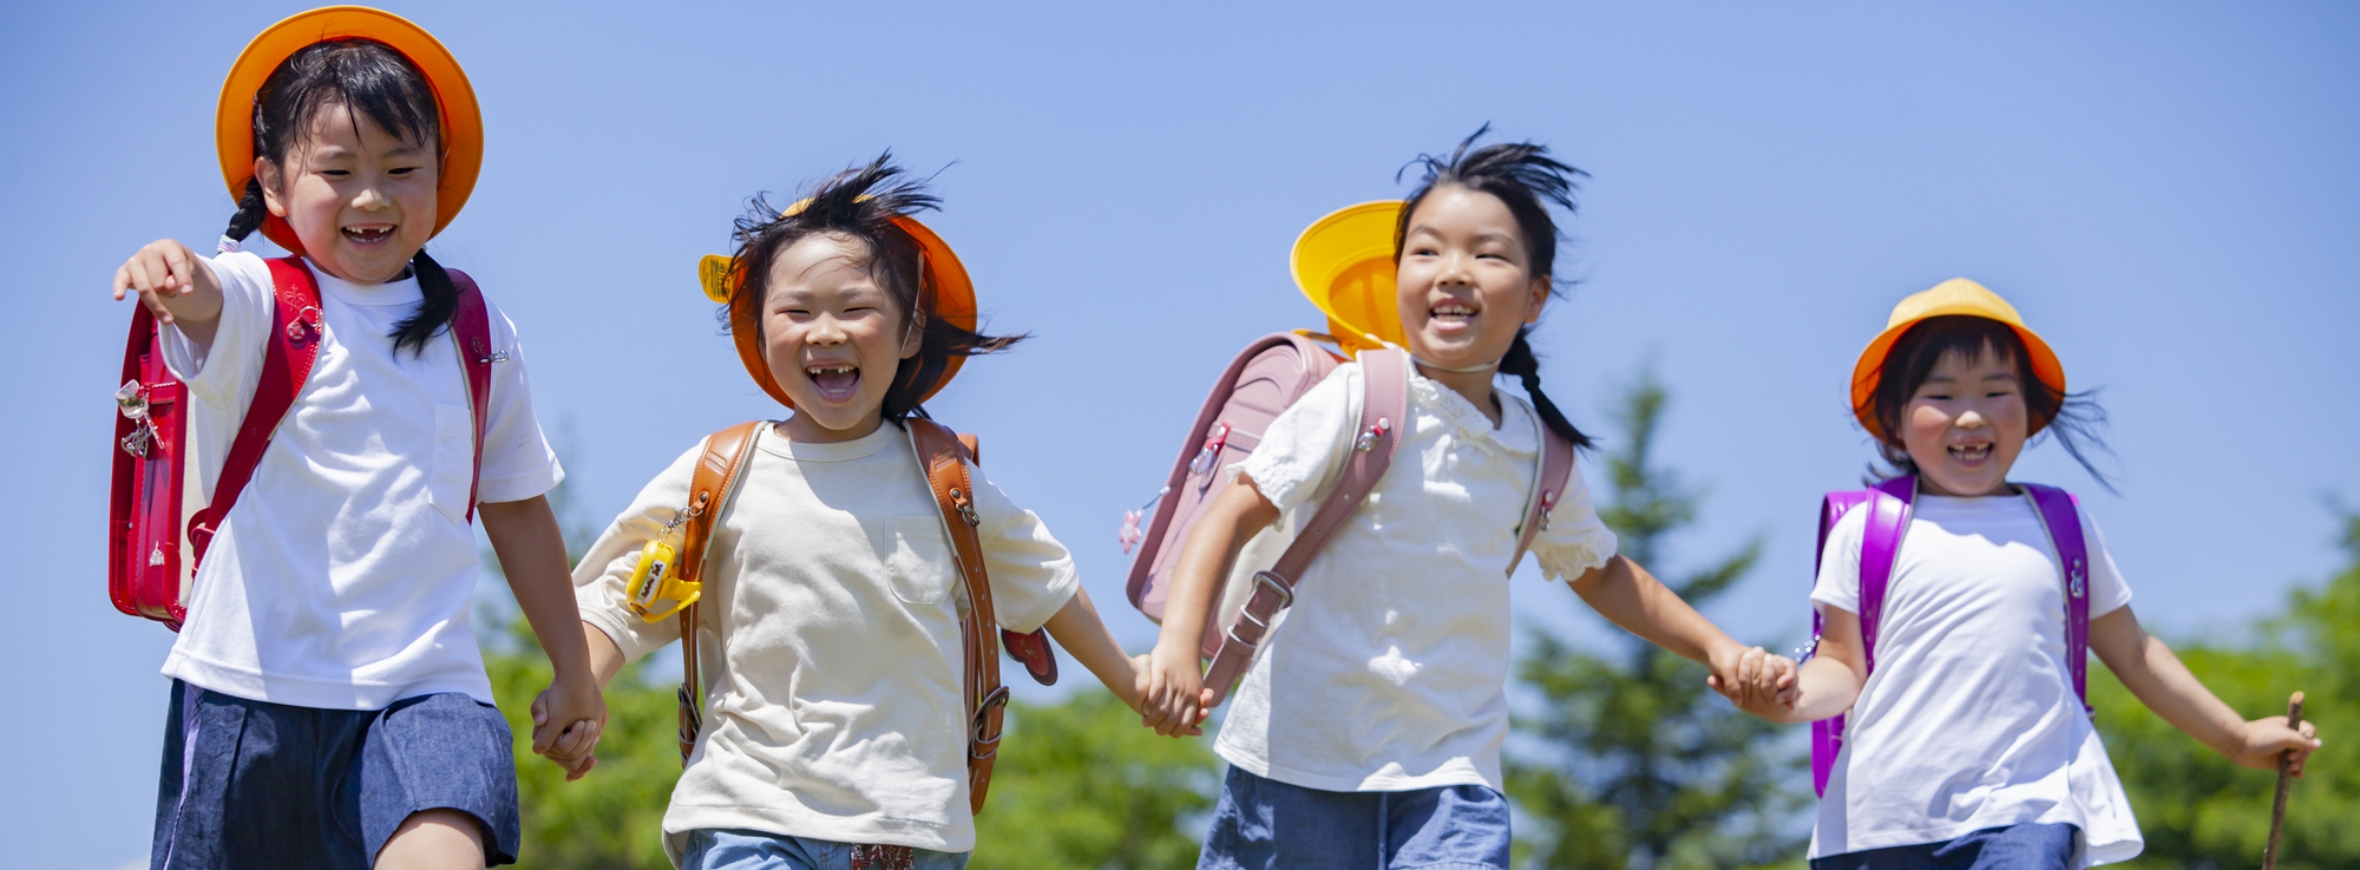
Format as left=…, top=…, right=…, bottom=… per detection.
left=1291, top=201, right=1408, bottom=355
left=1851, top=278, right=2067, bottom=441
left=698, top=214, right=977, bottom=409
left=217, top=6, right=481, bottom=256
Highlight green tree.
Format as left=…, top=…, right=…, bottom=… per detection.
left=2089, top=508, right=2360, bottom=868
left=971, top=691, right=1222, bottom=870
left=1507, top=368, right=1805, bottom=870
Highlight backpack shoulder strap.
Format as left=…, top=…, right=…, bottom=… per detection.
left=1201, top=347, right=1409, bottom=707
left=2019, top=483, right=2092, bottom=711
left=1854, top=475, right=1917, bottom=676
left=1507, top=424, right=1577, bottom=577
left=185, top=256, right=325, bottom=565
left=907, top=417, right=1008, bottom=815
left=444, top=268, right=495, bottom=522
left=672, top=421, right=763, bottom=764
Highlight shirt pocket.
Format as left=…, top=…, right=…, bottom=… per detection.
left=868, top=516, right=955, bottom=605
left=429, top=404, right=475, bottom=523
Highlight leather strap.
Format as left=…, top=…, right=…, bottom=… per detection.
left=672, top=421, right=763, bottom=764
left=2021, top=483, right=2092, bottom=713
left=1200, top=348, right=1410, bottom=707
left=185, top=257, right=324, bottom=567
left=445, top=269, right=495, bottom=521
left=908, top=418, right=1008, bottom=815
left=1507, top=425, right=1578, bottom=576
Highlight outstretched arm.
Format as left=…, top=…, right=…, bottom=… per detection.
left=112, top=240, right=225, bottom=349
left=481, top=495, right=607, bottom=779
left=1141, top=475, right=1277, bottom=737
left=1569, top=555, right=1790, bottom=710
left=2090, top=605, right=2321, bottom=775
left=1041, top=587, right=1145, bottom=714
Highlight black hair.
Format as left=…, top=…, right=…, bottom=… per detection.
left=224, top=38, right=455, bottom=357
left=725, top=152, right=1024, bottom=421
left=1864, top=314, right=2114, bottom=491
left=1393, top=125, right=1594, bottom=449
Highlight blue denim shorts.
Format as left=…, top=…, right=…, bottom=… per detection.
left=682, top=829, right=970, bottom=870
left=149, top=679, right=522, bottom=869
left=1197, top=765, right=1511, bottom=870
left=1810, top=823, right=2078, bottom=870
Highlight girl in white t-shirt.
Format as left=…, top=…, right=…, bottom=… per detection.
left=562, top=156, right=1147, bottom=869
left=1138, top=130, right=1780, bottom=870
left=1735, top=281, right=2323, bottom=869
left=109, top=10, right=600, bottom=868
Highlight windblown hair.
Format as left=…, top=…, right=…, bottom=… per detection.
left=1393, top=125, right=1595, bottom=449
left=223, top=38, right=455, bottom=357
left=1863, top=314, right=2114, bottom=490
left=726, top=153, right=1024, bottom=421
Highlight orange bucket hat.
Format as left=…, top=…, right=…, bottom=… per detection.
left=697, top=214, right=977, bottom=409
left=1852, top=278, right=2067, bottom=440
left=216, top=6, right=481, bottom=256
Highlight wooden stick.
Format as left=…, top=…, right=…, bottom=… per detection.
left=2263, top=691, right=2306, bottom=870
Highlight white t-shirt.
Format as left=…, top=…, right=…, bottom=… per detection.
left=1809, top=492, right=2142, bottom=867
left=157, top=252, right=563, bottom=709
left=1214, top=361, right=1618, bottom=793
left=575, top=422, right=1079, bottom=858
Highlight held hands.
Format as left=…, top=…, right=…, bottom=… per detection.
left=529, top=674, right=608, bottom=781
left=1138, top=643, right=1213, bottom=738
left=2223, top=716, right=2323, bottom=777
left=1706, top=645, right=1801, bottom=721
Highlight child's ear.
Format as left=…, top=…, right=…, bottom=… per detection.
left=1523, top=274, right=1551, bottom=325
left=254, top=158, right=289, bottom=218
left=900, top=308, right=926, bottom=360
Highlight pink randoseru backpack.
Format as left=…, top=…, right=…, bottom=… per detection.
left=1805, top=475, right=2092, bottom=796
left=1122, top=334, right=1576, bottom=706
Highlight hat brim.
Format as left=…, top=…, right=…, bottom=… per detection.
left=725, top=215, right=976, bottom=410
left=1850, top=309, right=2067, bottom=441
left=217, top=6, right=481, bottom=256
left=1292, top=201, right=1406, bottom=355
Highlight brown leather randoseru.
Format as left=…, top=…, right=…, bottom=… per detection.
left=672, top=421, right=761, bottom=764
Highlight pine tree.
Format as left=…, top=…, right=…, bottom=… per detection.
left=1507, top=367, right=1805, bottom=869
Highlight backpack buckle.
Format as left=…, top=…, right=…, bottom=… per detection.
left=1354, top=417, right=1391, bottom=452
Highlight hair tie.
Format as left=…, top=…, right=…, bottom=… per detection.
left=217, top=235, right=242, bottom=254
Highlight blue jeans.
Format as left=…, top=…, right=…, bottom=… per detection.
left=150, top=680, right=522, bottom=869
left=1810, top=823, right=2078, bottom=870
left=683, top=829, right=969, bottom=870
left=1198, top=766, right=1512, bottom=870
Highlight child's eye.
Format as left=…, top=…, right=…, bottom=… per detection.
left=321, top=169, right=350, bottom=178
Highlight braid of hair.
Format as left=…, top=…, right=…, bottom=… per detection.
left=1497, top=327, right=1592, bottom=449
left=391, top=249, right=462, bottom=357
left=222, top=177, right=269, bottom=247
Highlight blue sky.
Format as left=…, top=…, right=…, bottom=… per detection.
left=4, top=2, right=2355, bottom=865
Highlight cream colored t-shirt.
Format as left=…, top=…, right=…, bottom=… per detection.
left=575, top=422, right=1077, bottom=858
left=1213, top=361, right=1617, bottom=793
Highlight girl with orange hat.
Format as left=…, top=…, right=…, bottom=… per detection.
left=106, top=7, right=600, bottom=869
left=1731, top=281, right=2323, bottom=868
left=1137, top=130, right=1782, bottom=870
left=559, top=154, right=1148, bottom=869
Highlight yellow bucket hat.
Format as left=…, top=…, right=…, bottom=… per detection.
left=1291, top=201, right=1407, bottom=354
left=217, top=6, right=482, bottom=257
left=698, top=213, right=977, bottom=410
left=1852, top=278, right=2067, bottom=440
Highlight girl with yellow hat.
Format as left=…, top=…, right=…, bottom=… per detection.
left=1730, top=281, right=2323, bottom=869
left=560, top=154, right=1149, bottom=869
left=1138, top=129, right=1780, bottom=870
left=107, top=7, right=598, bottom=868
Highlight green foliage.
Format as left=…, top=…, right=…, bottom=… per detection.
left=1507, top=367, right=1805, bottom=869
left=2090, top=509, right=2360, bottom=868
left=971, top=691, right=1221, bottom=870
left=487, top=622, right=682, bottom=870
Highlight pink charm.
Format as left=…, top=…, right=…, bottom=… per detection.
left=1119, top=509, right=1144, bottom=554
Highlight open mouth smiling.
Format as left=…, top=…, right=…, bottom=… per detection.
left=806, top=364, right=860, bottom=402
left=341, top=225, right=396, bottom=244
left=1948, top=442, right=1993, bottom=464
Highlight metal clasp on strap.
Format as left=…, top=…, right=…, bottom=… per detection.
left=1355, top=417, right=1392, bottom=452
left=969, top=685, right=1010, bottom=759
left=2067, top=557, right=2087, bottom=599
left=1250, top=570, right=1294, bottom=609
left=469, top=337, right=510, bottom=364
left=949, top=487, right=980, bottom=527
left=285, top=306, right=322, bottom=342
left=1538, top=488, right=1559, bottom=532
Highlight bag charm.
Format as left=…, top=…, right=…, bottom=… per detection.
left=629, top=509, right=699, bottom=622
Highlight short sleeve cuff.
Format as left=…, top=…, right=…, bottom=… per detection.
left=478, top=458, right=565, bottom=504
left=999, top=567, right=1079, bottom=635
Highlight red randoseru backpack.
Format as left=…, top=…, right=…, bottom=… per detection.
left=109, top=256, right=495, bottom=631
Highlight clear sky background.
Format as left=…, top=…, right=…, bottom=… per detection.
left=4, top=2, right=2355, bottom=866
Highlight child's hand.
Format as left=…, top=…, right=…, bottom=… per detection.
left=530, top=675, right=608, bottom=781
left=1139, top=642, right=1211, bottom=738
left=112, top=239, right=220, bottom=328
left=1706, top=646, right=1799, bottom=719
left=2224, top=716, right=2322, bottom=776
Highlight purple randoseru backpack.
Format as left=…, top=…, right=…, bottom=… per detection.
left=1806, top=475, right=2094, bottom=797
left=1123, top=334, right=1575, bottom=707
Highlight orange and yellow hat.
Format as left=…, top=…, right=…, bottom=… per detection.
left=1291, top=201, right=1407, bottom=355
left=216, top=6, right=481, bottom=256
left=1851, top=278, right=2067, bottom=440
left=697, top=214, right=977, bottom=409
